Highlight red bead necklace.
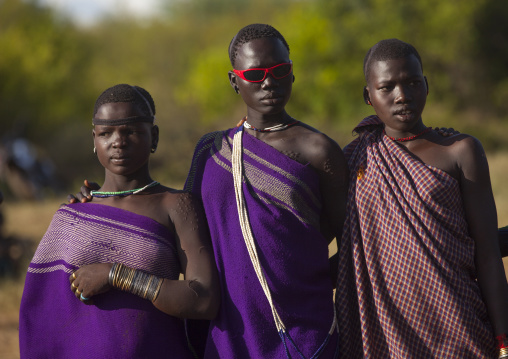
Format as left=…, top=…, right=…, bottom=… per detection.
left=384, top=127, right=432, bottom=142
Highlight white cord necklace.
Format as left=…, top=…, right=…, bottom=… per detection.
left=232, top=126, right=338, bottom=352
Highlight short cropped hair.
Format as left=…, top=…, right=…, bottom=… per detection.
left=363, top=39, right=423, bottom=82
left=228, top=23, right=290, bottom=67
left=93, top=84, right=156, bottom=117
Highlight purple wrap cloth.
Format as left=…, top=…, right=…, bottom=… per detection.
left=185, top=128, right=338, bottom=358
left=19, top=203, right=194, bottom=359
left=335, top=116, right=495, bottom=358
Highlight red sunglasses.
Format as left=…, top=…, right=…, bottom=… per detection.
left=233, top=61, right=293, bottom=83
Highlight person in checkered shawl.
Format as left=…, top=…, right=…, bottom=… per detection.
left=335, top=38, right=508, bottom=358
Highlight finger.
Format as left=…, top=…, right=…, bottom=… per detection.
left=82, top=297, right=94, bottom=305
left=73, top=192, right=88, bottom=203
left=71, top=282, right=80, bottom=298
left=84, top=180, right=101, bottom=191
left=67, top=195, right=78, bottom=204
left=79, top=292, right=92, bottom=303
left=69, top=273, right=79, bottom=290
left=79, top=185, right=91, bottom=199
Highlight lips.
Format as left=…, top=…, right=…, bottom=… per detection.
left=261, top=92, right=285, bottom=106
left=262, top=92, right=283, bottom=100
left=110, top=154, right=130, bottom=164
left=111, top=154, right=128, bottom=160
left=393, top=108, right=414, bottom=116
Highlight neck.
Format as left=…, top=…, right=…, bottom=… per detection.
left=383, top=119, right=427, bottom=140
left=102, top=173, right=153, bottom=192
left=244, top=110, right=291, bottom=129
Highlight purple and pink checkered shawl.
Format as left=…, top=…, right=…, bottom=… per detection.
left=19, top=203, right=194, bottom=359
left=335, top=116, right=496, bottom=358
left=185, top=128, right=338, bottom=359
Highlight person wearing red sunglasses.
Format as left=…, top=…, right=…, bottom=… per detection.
left=232, top=61, right=293, bottom=83
left=183, top=24, right=349, bottom=359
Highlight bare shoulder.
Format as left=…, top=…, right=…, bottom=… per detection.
left=427, top=133, right=488, bottom=178
left=158, top=189, right=204, bottom=230
left=444, top=133, right=486, bottom=161
left=294, top=123, right=343, bottom=160
left=159, top=189, right=200, bottom=214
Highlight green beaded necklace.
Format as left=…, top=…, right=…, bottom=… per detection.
left=90, top=181, right=159, bottom=198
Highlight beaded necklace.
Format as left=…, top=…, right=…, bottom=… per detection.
left=239, top=116, right=300, bottom=132
left=384, top=127, right=432, bottom=142
left=90, top=181, right=159, bottom=198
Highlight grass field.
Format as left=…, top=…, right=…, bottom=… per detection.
left=1, top=152, right=508, bottom=358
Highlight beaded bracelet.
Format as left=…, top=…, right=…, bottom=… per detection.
left=109, top=263, right=164, bottom=302
left=497, top=333, right=508, bottom=359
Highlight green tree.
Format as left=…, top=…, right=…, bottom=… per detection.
left=0, top=0, right=93, bottom=139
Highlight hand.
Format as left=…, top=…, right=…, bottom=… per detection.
left=434, top=127, right=460, bottom=137
left=67, top=179, right=100, bottom=204
left=69, top=263, right=113, bottom=304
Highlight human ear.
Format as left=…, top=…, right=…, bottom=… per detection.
left=424, top=76, right=429, bottom=95
left=363, top=86, right=371, bottom=105
left=228, top=71, right=239, bottom=94
left=92, top=129, right=97, bottom=154
left=151, top=125, right=159, bottom=152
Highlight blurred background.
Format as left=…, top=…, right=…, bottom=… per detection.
left=1, top=0, right=507, bottom=357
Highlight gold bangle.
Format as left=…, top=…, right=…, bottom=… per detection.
left=151, top=278, right=164, bottom=303
left=128, top=267, right=136, bottom=290
left=120, top=265, right=131, bottom=291
left=143, top=275, right=154, bottom=299
left=112, top=263, right=122, bottom=287
left=120, top=266, right=130, bottom=291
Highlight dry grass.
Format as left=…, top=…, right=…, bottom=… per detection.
left=1, top=152, right=508, bottom=358
left=0, top=199, right=61, bottom=359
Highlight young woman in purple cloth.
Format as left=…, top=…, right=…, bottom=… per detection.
left=20, top=84, right=219, bottom=359
left=335, top=38, right=508, bottom=359
left=180, top=24, right=349, bottom=358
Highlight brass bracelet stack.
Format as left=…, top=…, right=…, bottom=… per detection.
left=108, top=263, right=164, bottom=302
left=497, top=333, right=508, bottom=359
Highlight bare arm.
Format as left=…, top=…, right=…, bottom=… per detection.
left=153, top=193, right=219, bottom=319
left=310, top=135, right=348, bottom=288
left=70, top=193, right=219, bottom=320
left=458, top=136, right=508, bottom=335
left=310, top=135, right=349, bottom=244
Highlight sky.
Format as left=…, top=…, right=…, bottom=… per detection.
left=36, top=0, right=165, bottom=26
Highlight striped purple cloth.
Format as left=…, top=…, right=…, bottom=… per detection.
left=185, top=128, right=338, bottom=358
left=335, top=116, right=496, bottom=358
left=19, top=203, right=194, bottom=359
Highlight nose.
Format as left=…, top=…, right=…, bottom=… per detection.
left=261, top=74, right=279, bottom=89
left=111, top=132, right=127, bottom=148
left=395, top=85, right=412, bottom=104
